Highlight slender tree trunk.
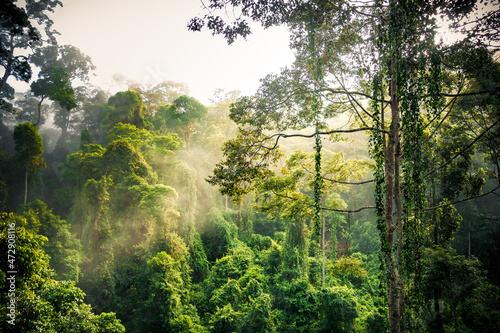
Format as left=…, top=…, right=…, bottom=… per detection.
left=385, top=56, right=403, bottom=333
left=395, top=128, right=405, bottom=332
left=468, top=219, right=471, bottom=259
left=434, top=289, right=444, bottom=332
left=35, top=96, right=45, bottom=127
left=24, top=167, right=28, bottom=205
left=347, top=211, right=351, bottom=255
left=239, top=202, right=242, bottom=222
left=0, top=35, right=14, bottom=93
left=322, top=213, right=325, bottom=286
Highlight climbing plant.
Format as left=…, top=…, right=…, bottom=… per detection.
left=190, top=1, right=499, bottom=331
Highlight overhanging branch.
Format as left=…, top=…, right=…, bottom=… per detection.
left=269, top=190, right=374, bottom=213
left=425, top=186, right=500, bottom=211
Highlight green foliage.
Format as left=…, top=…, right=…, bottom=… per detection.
left=13, top=122, right=46, bottom=173
left=79, top=128, right=94, bottom=149
left=21, top=200, right=81, bottom=281
left=105, top=90, right=150, bottom=129
left=2, top=4, right=497, bottom=332
left=103, top=139, right=154, bottom=183
left=33, top=280, right=124, bottom=333
left=127, top=80, right=190, bottom=116
left=316, top=286, right=358, bottom=333
left=0, top=213, right=124, bottom=332
left=421, top=246, right=500, bottom=332
left=151, top=132, right=184, bottom=152
left=138, top=184, right=178, bottom=224
left=170, top=314, right=208, bottom=333
left=209, top=245, right=254, bottom=291
left=188, top=231, right=211, bottom=283
left=106, top=122, right=151, bottom=147
left=0, top=0, right=63, bottom=109
left=435, top=123, right=485, bottom=200
left=59, top=143, right=105, bottom=187
left=426, top=199, right=462, bottom=246
left=330, top=255, right=368, bottom=288
left=208, top=303, right=244, bottom=332
left=30, top=66, right=77, bottom=111
left=138, top=251, right=186, bottom=330
left=152, top=95, right=208, bottom=147
left=206, top=127, right=282, bottom=203
left=272, top=280, right=318, bottom=332
left=202, top=208, right=238, bottom=262
left=281, top=218, right=309, bottom=280
left=241, top=293, right=277, bottom=333
left=246, top=233, right=273, bottom=253
left=29, top=44, right=95, bottom=82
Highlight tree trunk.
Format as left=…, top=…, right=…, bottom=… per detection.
left=238, top=202, right=242, bottom=222
left=395, top=125, right=405, bottom=332
left=322, top=213, right=325, bottom=286
left=24, top=167, right=28, bottom=205
left=35, top=96, right=45, bottom=127
left=0, top=35, right=14, bottom=93
left=347, top=211, right=351, bottom=255
left=385, top=56, right=403, bottom=333
left=468, top=219, right=471, bottom=259
left=434, top=289, right=444, bottom=333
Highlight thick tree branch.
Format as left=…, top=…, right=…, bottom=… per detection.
left=425, top=186, right=500, bottom=211
left=299, top=161, right=374, bottom=185
left=322, top=205, right=375, bottom=213
left=270, top=190, right=375, bottom=213
left=248, top=126, right=384, bottom=153
left=440, top=90, right=496, bottom=98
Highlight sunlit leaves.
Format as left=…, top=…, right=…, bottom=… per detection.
left=0, top=214, right=124, bottom=333
left=21, top=200, right=81, bottom=281
left=152, top=95, right=208, bottom=147
left=106, top=122, right=151, bottom=148
left=102, top=139, right=154, bottom=183
left=207, top=127, right=283, bottom=203
left=105, top=90, right=149, bottom=130
left=59, top=143, right=105, bottom=187
left=13, top=122, right=46, bottom=173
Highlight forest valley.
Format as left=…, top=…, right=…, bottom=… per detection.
left=1, top=0, right=500, bottom=332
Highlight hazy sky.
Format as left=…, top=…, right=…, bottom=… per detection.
left=50, top=0, right=295, bottom=104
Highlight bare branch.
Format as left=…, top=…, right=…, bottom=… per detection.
left=321, top=205, right=375, bottom=213
left=423, top=90, right=462, bottom=145
left=425, top=116, right=500, bottom=178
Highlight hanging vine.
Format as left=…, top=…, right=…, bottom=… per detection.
left=307, top=5, right=324, bottom=236
left=370, top=0, right=444, bottom=329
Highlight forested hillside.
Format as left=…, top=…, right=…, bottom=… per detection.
left=1, top=0, right=500, bottom=332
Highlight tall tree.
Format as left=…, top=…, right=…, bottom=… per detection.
left=0, top=0, right=62, bottom=112
left=29, top=44, right=95, bottom=82
left=29, top=44, right=94, bottom=137
left=152, top=95, right=208, bottom=148
left=13, top=122, right=46, bottom=204
left=105, top=90, right=149, bottom=130
left=30, top=66, right=77, bottom=127
left=190, top=1, right=499, bottom=331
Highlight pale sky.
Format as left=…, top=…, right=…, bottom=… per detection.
left=50, top=0, right=296, bottom=105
